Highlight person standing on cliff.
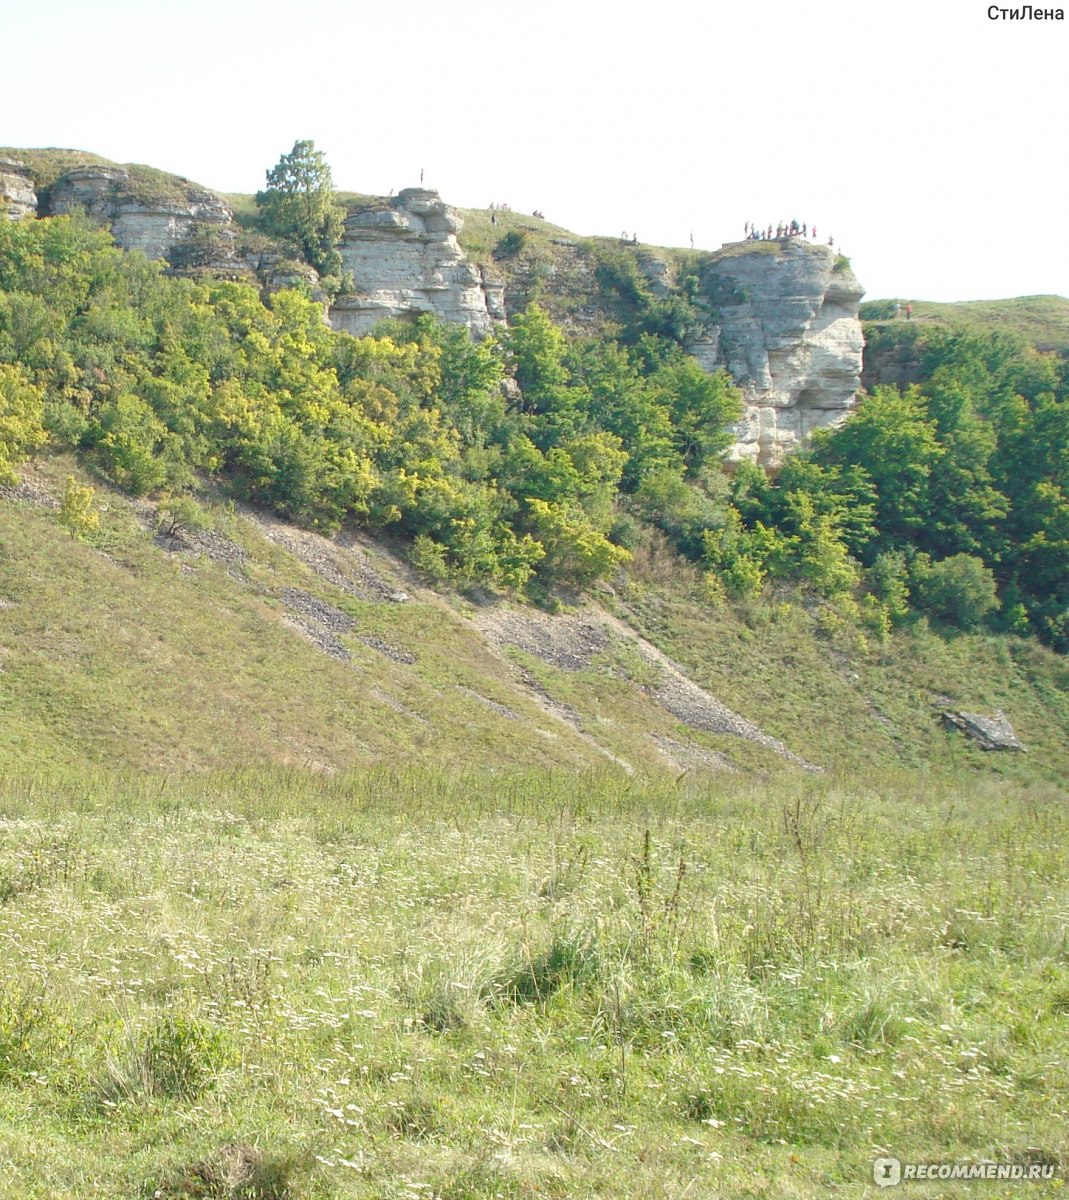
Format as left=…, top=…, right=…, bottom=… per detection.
left=906, top=303, right=913, bottom=320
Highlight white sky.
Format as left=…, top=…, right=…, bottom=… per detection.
left=5, top=0, right=1067, bottom=302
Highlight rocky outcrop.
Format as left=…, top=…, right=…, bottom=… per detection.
left=689, top=241, right=865, bottom=465
left=10, top=151, right=866, bottom=463
left=48, top=165, right=233, bottom=261
left=329, top=189, right=499, bottom=338
left=942, top=709, right=1025, bottom=752
left=0, top=158, right=37, bottom=220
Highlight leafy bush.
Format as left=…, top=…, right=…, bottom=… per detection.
left=494, top=229, right=526, bottom=258
left=0, top=363, right=46, bottom=483
left=59, top=475, right=99, bottom=539
left=914, top=553, right=999, bottom=628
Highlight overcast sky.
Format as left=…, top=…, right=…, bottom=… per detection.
left=5, top=0, right=1066, bottom=302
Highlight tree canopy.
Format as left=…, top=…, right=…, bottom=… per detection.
left=1, top=211, right=1067, bottom=648
left=255, top=140, right=347, bottom=292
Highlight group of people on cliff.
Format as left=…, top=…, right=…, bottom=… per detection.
left=744, top=219, right=833, bottom=246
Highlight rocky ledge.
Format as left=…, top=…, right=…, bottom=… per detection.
left=0, top=158, right=37, bottom=220
left=328, top=189, right=502, bottom=339
left=48, top=165, right=234, bottom=260
left=689, top=241, right=865, bottom=465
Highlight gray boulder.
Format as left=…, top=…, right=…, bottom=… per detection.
left=942, top=709, right=1025, bottom=752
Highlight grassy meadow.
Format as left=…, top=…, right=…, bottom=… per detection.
left=1, top=768, right=1066, bottom=1198
left=860, top=296, right=1069, bottom=353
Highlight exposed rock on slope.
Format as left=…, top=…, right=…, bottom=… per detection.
left=474, top=602, right=822, bottom=771
left=689, top=241, right=865, bottom=465
left=942, top=709, right=1025, bottom=752
left=0, top=159, right=37, bottom=220
left=48, top=165, right=234, bottom=260
left=329, top=189, right=500, bottom=338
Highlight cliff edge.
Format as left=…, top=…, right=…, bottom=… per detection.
left=329, top=188, right=504, bottom=338
left=690, top=240, right=864, bottom=465
left=1, top=151, right=865, bottom=463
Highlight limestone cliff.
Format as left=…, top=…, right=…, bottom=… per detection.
left=0, top=158, right=37, bottom=220
left=688, top=241, right=865, bottom=465
left=328, top=189, right=501, bottom=338
left=48, top=165, right=234, bottom=260
left=1, top=149, right=865, bottom=462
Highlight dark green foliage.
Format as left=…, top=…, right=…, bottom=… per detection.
left=254, top=140, right=346, bottom=291
left=3, top=218, right=747, bottom=596
left=811, top=386, right=943, bottom=546
left=723, top=324, right=1069, bottom=644
left=3, top=211, right=1066, bottom=642
left=589, top=243, right=702, bottom=346
left=913, top=553, right=1000, bottom=628
left=493, top=229, right=526, bottom=258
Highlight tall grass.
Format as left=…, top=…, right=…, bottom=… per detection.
left=0, top=767, right=1066, bottom=1197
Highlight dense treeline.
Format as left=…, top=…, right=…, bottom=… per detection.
left=0, top=214, right=736, bottom=596
left=1, top=215, right=1067, bottom=648
left=703, top=327, right=1069, bottom=648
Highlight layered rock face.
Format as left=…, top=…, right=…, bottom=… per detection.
left=689, top=241, right=865, bottom=465
left=0, top=158, right=37, bottom=220
left=4, top=151, right=865, bottom=462
left=329, top=189, right=500, bottom=338
left=48, top=166, right=233, bottom=260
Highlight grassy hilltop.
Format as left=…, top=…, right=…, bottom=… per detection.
left=862, top=296, right=1069, bottom=354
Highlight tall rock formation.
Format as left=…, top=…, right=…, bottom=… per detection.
left=48, top=165, right=234, bottom=260
left=328, top=189, right=501, bottom=338
left=1, top=148, right=866, bottom=462
left=0, top=159, right=37, bottom=220
left=689, top=240, right=865, bottom=465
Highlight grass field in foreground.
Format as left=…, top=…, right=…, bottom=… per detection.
left=0, top=768, right=1066, bottom=1198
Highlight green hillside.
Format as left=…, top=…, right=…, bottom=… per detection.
left=2, top=451, right=1067, bottom=782
left=862, top=295, right=1069, bottom=353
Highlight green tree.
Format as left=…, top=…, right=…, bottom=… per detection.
left=653, top=355, right=741, bottom=475
left=256, top=140, right=347, bottom=289
left=59, top=475, right=99, bottom=539
left=813, top=385, right=943, bottom=551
